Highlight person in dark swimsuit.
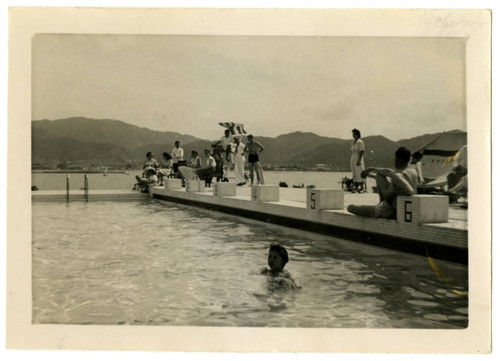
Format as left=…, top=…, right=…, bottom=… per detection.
left=243, top=134, right=265, bottom=185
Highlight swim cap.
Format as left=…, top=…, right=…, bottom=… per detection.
left=269, top=244, right=289, bottom=265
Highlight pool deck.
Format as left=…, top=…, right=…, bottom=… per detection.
left=32, top=185, right=468, bottom=264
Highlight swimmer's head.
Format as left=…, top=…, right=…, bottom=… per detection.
left=268, top=244, right=289, bottom=271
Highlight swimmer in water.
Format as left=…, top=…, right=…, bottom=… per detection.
left=261, top=244, right=301, bottom=289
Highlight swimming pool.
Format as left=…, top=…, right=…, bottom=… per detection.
left=32, top=200, right=468, bottom=328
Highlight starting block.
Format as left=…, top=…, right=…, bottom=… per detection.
left=186, top=179, right=205, bottom=193
left=164, top=178, right=182, bottom=190
left=251, top=184, right=279, bottom=202
left=397, top=195, right=449, bottom=224
left=213, top=182, right=237, bottom=197
left=307, top=188, right=344, bottom=210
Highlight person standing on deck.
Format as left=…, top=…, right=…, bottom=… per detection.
left=212, top=129, right=233, bottom=182
left=350, top=129, right=366, bottom=193
left=171, top=140, right=184, bottom=174
left=232, top=136, right=246, bottom=186
left=244, top=134, right=265, bottom=185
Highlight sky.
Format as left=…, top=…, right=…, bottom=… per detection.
left=32, top=33, right=466, bottom=142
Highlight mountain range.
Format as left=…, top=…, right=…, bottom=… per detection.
left=32, top=117, right=457, bottom=170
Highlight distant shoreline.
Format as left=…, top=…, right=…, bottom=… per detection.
left=31, top=169, right=129, bottom=174
left=31, top=169, right=350, bottom=174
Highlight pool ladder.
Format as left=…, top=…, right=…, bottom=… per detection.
left=66, top=174, right=89, bottom=202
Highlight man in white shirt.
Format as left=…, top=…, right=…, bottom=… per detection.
left=232, top=136, right=246, bottom=186
left=171, top=140, right=184, bottom=173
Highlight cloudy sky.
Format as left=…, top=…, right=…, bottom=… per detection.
left=32, top=34, right=466, bottom=141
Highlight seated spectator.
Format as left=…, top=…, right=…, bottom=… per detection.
left=447, top=145, right=467, bottom=190
left=142, top=152, right=159, bottom=178
left=196, top=149, right=217, bottom=185
left=410, top=151, right=425, bottom=185
left=347, top=147, right=417, bottom=219
left=187, top=150, right=202, bottom=169
left=157, top=152, right=173, bottom=185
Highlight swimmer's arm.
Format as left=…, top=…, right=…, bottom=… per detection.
left=284, top=271, right=301, bottom=289
left=256, top=142, right=265, bottom=152
left=243, top=144, right=249, bottom=153
left=260, top=267, right=269, bottom=275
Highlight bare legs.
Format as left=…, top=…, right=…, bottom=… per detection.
left=249, top=162, right=265, bottom=185
left=347, top=174, right=391, bottom=217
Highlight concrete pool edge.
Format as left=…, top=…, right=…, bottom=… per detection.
left=151, top=187, right=468, bottom=265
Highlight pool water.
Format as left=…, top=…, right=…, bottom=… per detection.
left=32, top=200, right=468, bottom=328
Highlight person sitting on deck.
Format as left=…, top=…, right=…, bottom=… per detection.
left=196, top=149, right=217, bottom=186
left=187, top=150, right=202, bottom=169
left=260, top=244, right=300, bottom=290
left=142, top=152, right=159, bottom=178
left=157, top=152, right=173, bottom=185
left=446, top=175, right=468, bottom=207
left=410, top=151, right=425, bottom=185
left=347, top=147, right=417, bottom=219
left=134, top=167, right=158, bottom=192
left=447, top=145, right=467, bottom=199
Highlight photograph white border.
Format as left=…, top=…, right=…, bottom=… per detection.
left=6, top=5, right=492, bottom=354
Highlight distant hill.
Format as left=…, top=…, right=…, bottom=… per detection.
left=32, top=117, right=200, bottom=150
left=31, top=117, right=462, bottom=169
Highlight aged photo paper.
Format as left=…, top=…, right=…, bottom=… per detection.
left=6, top=7, right=491, bottom=353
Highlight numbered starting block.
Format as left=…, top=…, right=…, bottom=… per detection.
left=186, top=179, right=205, bottom=193
left=251, top=184, right=279, bottom=202
left=307, top=188, right=344, bottom=211
left=164, top=178, right=182, bottom=190
left=213, top=182, right=237, bottom=197
left=397, top=195, right=449, bottom=224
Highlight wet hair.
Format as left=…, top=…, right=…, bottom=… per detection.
left=352, top=129, right=361, bottom=137
left=162, top=152, right=172, bottom=160
left=412, top=151, right=423, bottom=160
left=146, top=152, right=153, bottom=158
left=269, top=244, right=289, bottom=265
left=175, top=140, right=180, bottom=145
left=191, top=150, right=198, bottom=155
left=247, top=134, right=254, bottom=138
left=395, top=147, right=412, bottom=164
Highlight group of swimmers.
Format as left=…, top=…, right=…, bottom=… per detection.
left=141, top=131, right=267, bottom=187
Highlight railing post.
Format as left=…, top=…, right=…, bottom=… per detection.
left=84, top=174, right=89, bottom=202
left=66, top=174, right=70, bottom=203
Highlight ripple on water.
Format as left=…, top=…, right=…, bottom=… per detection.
left=31, top=202, right=468, bottom=329
left=407, top=300, right=440, bottom=307
left=424, top=313, right=449, bottom=321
